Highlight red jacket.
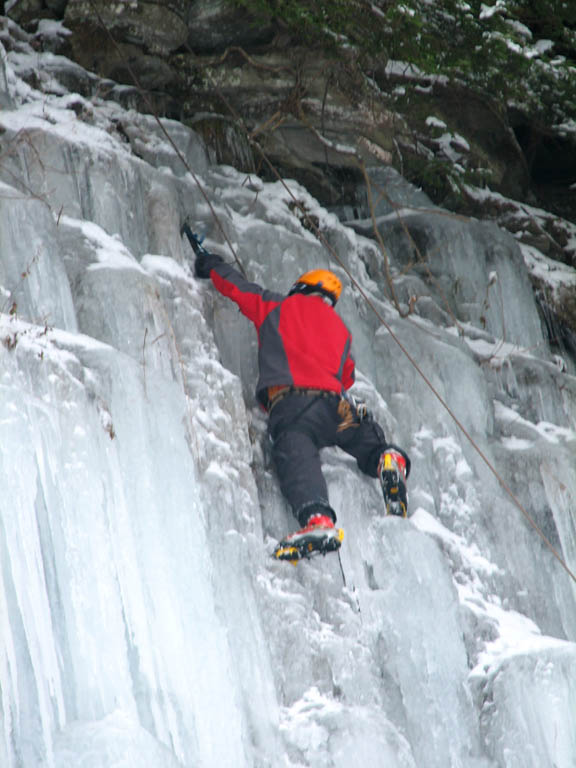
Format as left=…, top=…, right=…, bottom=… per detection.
left=209, top=262, right=355, bottom=407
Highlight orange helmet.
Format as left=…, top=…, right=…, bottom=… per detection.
left=289, top=269, right=342, bottom=306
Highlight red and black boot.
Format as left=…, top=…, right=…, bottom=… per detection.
left=273, top=511, right=344, bottom=563
left=378, top=449, right=408, bottom=517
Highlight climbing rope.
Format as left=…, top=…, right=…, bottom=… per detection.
left=85, top=0, right=576, bottom=585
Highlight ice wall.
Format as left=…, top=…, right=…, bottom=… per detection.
left=1, top=22, right=576, bottom=768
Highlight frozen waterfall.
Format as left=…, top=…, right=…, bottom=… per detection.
left=1, top=19, right=576, bottom=768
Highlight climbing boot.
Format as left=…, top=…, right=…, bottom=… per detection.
left=273, top=513, right=343, bottom=562
left=379, top=449, right=408, bottom=517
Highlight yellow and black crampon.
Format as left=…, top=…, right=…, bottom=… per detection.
left=273, top=526, right=344, bottom=564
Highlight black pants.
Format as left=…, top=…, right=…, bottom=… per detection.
left=268, top=393, right=387, bottom=525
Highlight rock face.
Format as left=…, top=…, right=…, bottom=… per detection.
left=62, top=0, right=188, bottom=90
left=5, top=1, right=576, bottom=231
left=6, top=0, right=575, bottom=257
left=186, top=0, right=274, bottom=51
left=65, top=0, right=189, bottom=54
left=379, top=73, right=532, bottom=201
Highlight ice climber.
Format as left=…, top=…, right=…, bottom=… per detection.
left=183, top=226, right=411, bottom=560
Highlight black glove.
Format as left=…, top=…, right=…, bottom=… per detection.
left=181, top=223, right=224, bottom=279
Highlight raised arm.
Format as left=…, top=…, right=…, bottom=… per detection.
left=209, top=261, right=284, bottom=327
left=183, top=225, right=283, bottom=327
